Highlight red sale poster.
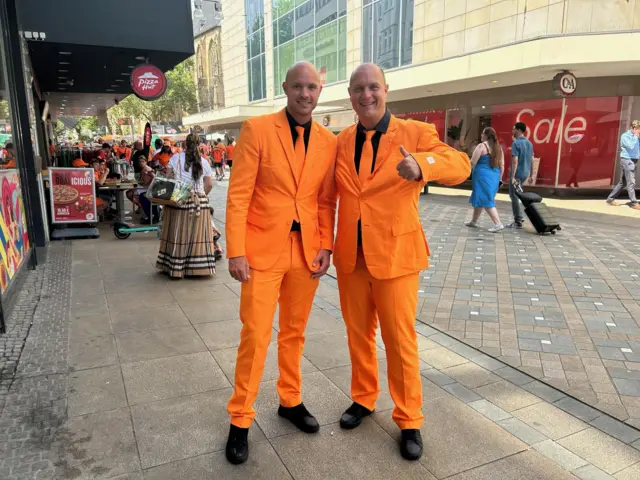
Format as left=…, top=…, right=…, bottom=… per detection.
left=48, top=168, right=97, bottom=224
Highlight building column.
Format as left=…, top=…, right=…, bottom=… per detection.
left=0, top=0, right=48, bottom=264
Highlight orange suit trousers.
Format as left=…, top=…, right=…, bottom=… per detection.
left=228, top=232, right=318, bottom=428
left=337, top=251, right=423, bottom=430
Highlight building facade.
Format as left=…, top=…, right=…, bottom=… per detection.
left=195, top=27, right=225, bottom=112
left=184, top=0, right=640, bottom=189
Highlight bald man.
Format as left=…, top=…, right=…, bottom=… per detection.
left=333, top=64, right=470, bottom=460
left=225, top=62, right=338, bottom=464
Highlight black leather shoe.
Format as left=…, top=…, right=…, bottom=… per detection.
left=278, top=403, right=319, bottom=433
left=225, top=424, right=249, bottom=464
left=400, top=429, right=423, bottom=461
left=339, top=402, right=374, bottom=429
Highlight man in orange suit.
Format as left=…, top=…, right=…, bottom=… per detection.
left=334, top=64, right=470, bottom=460
left=225, top=61, right=337, bottom=464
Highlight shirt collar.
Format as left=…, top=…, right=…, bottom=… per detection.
left=358, top=108, right=391, bottom=135
left=285, top=108, right=312, bottom=131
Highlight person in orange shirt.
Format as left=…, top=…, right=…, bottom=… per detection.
left=152, top=141, right=173, bottom=168
left=333, top=64, right=470, bottom=461
left=211, top=139, right=225, bottom=180
left=48, top=139, right=56, bottom=164
left=224, top=62, right=337, bottom=465
left=225, top=138, right=235, bottom=169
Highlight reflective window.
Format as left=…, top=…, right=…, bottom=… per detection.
left=246, top=0, right=266, bottom=101
left=362, top=0, right=413, bottom=69
left=295, top=1, right=314, bottom=36
left=296, top=31, right=315, bottom=63
left=272, top=0, right=347, bottom=96
left=316, top=0, right=337, bottom=27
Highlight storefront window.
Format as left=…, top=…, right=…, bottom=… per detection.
left=402, top=96, right=624, bottom=187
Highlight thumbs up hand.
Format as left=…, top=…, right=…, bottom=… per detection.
left=396, top=145, right=423, bottom=181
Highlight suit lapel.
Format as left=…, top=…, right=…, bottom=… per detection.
left=372, top=116, right=398, bottom=176
left=274, top=109, right=299, bottom=187
left=344, top=127, right=361, bottom=188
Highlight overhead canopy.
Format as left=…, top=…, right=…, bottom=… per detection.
left=18, top=0, right=194, bottom=118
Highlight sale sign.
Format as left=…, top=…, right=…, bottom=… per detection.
left=49, top=168, right=97, bottom=224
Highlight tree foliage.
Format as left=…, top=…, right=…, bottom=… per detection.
left=74, top=117, right=99, bottom=142
left=107, top=58, right=197, bottom=136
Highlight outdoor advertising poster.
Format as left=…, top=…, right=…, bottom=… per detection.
left=0, top=170, right=29, bottom=292
left=49, top=168, right=97, bottom=224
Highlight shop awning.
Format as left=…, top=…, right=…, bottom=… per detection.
left=18, top=0, right=194, bottom=118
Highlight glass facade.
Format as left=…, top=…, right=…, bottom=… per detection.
left=400, top=97, right=625, bottom=188
left=362, top=0, right=413, bottom=70
left=272, top=0, right=347, bottom=96
left=246, top=0, right=266, bottom=102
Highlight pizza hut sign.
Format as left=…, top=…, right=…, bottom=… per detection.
left=130, top=64, right=167, bottom=101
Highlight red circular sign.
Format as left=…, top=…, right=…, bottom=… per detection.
left=130, top=64, right=167, bottom=101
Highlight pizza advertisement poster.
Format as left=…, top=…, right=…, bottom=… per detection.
left=49, top=168, right=97, bottom=224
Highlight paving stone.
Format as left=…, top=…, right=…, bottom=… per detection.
left=589, top=415, right=640, bottom=444
left=115, top=326, right=208, bottom=363
left=445, top=450, right=576, bottom=480
left=69, top=334, right=118, bottom=371
left=130, top=388, right=266, bottom=468
left=58, top=408, right=140, bottom=478
left=109, top=305, right=191, bottom=333
left=442, top=363, right=501, bottom=389
left=181, top=300, right=241, bottom=324
left=572, top=464, right=616, bottom=480
left=494, top=366, right=533, bottom=386
left=554, top=397, right=603, bottom=422
left=68, top=365, right=127, bottom=417
left=557, top=427, right=640, bottom=474
left=614, top=462, right=640, bottom=479
left=468, top=399, right=511, bottom=422
left=375, top=395, right=527, bottom=479
left=512, top=402, right=588, bottom=439
left=496, top=417, right=548, bottom=445
left=143, top=442, right=292, bottom=480
left=419, top=347, right=469, bottom=369
left=271, top=420, right=434, bottom=480
left=613, top=378, right=640, bottom=396
left=121, top=352, right=230, bottom=405
left=253, top=371, right=351, bottom=438
left=420, top=368, right=456, bottom=386
left=474, top=380, right=541, bottom=412
left=532, top=439, right=589, bottom=471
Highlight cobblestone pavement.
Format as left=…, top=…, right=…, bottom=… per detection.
left=1, top=185, right=640, bottom=478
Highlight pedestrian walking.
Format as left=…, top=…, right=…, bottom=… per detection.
left=465, top=127, right=505, bottom=232
left=508, top=122, right=533, bottom=228
left=606, top=120, right=640, bottom=210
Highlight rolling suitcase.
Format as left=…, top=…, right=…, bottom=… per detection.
left=524, top=202, right=561, bottom=235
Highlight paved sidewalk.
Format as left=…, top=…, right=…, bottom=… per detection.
left=0, top=184, right=639, bottom=478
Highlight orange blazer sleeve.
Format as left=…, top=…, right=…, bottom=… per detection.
left=226, top=120, right=260, bottom=258
left=317, top=135, right=338, bottom=251
left=411, top=123, right=471, bottom=186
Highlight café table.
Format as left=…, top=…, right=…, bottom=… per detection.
left=98, top=182, right=137, bottom=223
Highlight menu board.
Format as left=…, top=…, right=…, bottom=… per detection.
left=48, top=168, right=97, bottom=224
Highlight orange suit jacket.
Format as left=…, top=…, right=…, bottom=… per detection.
left=226, top=109, right=337, bottom=271
left=334, top=115, right=471, bottom=280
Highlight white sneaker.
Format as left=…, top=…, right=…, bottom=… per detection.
left=465, top=221, right=478, bottom=228
left=488, top=224, right=504, bottom=233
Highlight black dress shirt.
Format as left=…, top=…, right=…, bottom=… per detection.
left=285, top=109, right=312, bottom=231
left=354, top=108, right=391, bottom=245
left=354, top=108, right=391, bottom=175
